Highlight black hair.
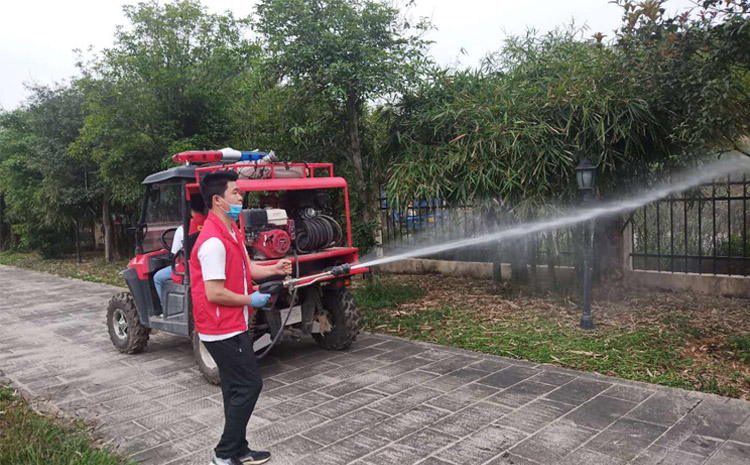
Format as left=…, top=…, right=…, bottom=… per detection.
left=200, top=170, right=239, bottom=209
left=189, top=192, right=206, bottom=214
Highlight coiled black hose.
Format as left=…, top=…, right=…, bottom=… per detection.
left=295, top=215, right=343, bottom=253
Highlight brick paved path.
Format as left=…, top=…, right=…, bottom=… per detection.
left=2, top=264, right=750, bottom=464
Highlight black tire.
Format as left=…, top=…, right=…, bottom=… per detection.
left=313, top=288, right=360, bottom=350
left=192, top=330, right=221, bottom=385
left=107, top=292, right=150, bottom=354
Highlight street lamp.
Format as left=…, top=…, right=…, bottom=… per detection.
left=576, top=159, right=597, bottom=330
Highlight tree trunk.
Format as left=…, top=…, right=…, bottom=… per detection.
left=346, top=92, right=370, bottom=225
left=102, top=188, right=116, bottom=262
left=546, top=231, right=558, bottom=287
left=74, top=219, right=82, bottom=264
left=593, top=213, right=625, bottom=285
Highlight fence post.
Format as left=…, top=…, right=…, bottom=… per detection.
left=623, top=220, right=633, bottom=275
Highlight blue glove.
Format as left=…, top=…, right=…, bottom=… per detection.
left=251, top=291, right=271, bottom=308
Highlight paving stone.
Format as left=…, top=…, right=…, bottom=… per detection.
left=602, top=384, right=655, bottom=403
left=468, top=359, right=511, bottom=373
left=374, top=344, right=428, bottom=362
left=489, top=380, right=556, bottom=408
left=301, top=408, right=390, bottom=446
left=440, top=424, right=527, bottom=465
left=656, top=450, right=708, bottom=465
left=422, top=368, right=488, bottom=392
left=557, top=448, right=626, bottom=465
left=586, top=418, right=667, bottom=462
left=365, top=404, right=449, bottom=441
left=510, top=420, right=596, bottom=464
left=268, top=434, right=324, bottom=463
left=326, top=347, right=389, bottom=366
left=677, top=434, right=723, bottom=457
left=122, top=418, right=209, bottom=455
left=5, top=266, right=750, bottom=465
left=705, top=440, right=750, bottom=465
left=315, top=389, right=387, bottom=419
left=422, top=355, right=481, bottom=375
left=544, top=378, right=612, bottom=405
left=426, top=382, right=500, bottom=412
left=130, top=443, right=189, bottom=464
left=250, top=410, right=328, bottom=446
left=729, top=416, right=750, bottom=444
left=626, top=392, right=703, bottom=427
left=370, top=386, right=443, bottom=416
left=486, top=452, right=540, bottom=465
left=476, top=366, right=539, bottom=389
left=364, top=428, right=457, bottom=465
left=564, top=395, right=637, bottom=430
left=495, top=399, right=576, bottom=434
left=415, top=349, right=456, bottom=362
left=528, top=370, right=576, bottom=387
left=692, top=397, right=750, bottom=439
left=272, top=361, right=340, bottom=383
left=324, top=372, right=393, bottom=397
left=414, top=458, right=453, bottom=465
left=302, top=430, right=391, bottom=465
left=370, top=370, right=439, bottom=395
left=254, top=391, right=333, bottom=422
left=432, top=402, right=511, bottom=437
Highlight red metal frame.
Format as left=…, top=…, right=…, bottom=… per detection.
left=190, top=162, right=353, bottom=248
left=128, top=249, right=168, bottom=279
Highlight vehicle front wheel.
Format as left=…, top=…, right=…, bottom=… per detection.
left=313, top=288, right=360, bottom=350
left=107, top=292, right=150, bottom=354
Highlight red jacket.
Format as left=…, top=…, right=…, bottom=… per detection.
left=189, top=212, right=253, bottom=335
left=172, top=213, right=207, bottom=283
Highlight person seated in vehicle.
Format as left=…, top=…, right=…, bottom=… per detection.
left=153, top=193, right=207, bottom=304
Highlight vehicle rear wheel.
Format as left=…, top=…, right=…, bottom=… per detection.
left=107, top=292, right=150, bottom=354
left=313, top=288, right=360, bottom=350
left=192, top=330, right=221, bottom=385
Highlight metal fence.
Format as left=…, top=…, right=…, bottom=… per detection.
left=630, top=173, right=750, bottom=276
left=379, top=196, right=577, bottom=266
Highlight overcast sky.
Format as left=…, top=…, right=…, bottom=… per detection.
left=0, top=0, right=696, bottom=110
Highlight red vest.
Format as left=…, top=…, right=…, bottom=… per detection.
left=189, top=212, right=253, bottom=335
left=172, top=213, right=207, bottom=283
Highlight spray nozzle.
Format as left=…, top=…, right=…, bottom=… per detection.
left=330, top=264, right=351, bottom=276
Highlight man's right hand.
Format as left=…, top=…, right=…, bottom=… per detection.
left=250, top=291, right=271, bottom=308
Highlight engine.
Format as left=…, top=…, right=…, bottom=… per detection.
left=243, top=190, right=344, bottom=260
left=242, top=209, right=295, bottom=260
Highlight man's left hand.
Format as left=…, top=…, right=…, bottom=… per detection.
left=273, top=259, right=293, bottom=276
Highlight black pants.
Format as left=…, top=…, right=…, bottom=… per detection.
left=204, top=332, right=264, bottom=459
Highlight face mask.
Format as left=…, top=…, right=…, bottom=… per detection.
left=219, top=198, right=242, bottom=221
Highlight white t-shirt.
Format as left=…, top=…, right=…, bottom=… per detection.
left=171, top=226, right=184, bottom=255
left=197, top=229, right=250, bottom=342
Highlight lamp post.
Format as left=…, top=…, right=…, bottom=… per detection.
left=576, top=159, right=597, bottom=330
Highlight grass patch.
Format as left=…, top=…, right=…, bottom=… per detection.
left=0, top=251, right=128, bottom=287
left=0, top=385, right=134, bottom=465
left=353, top=281, right=426, bottom=310
left=726, top=334, right=750, bottom=362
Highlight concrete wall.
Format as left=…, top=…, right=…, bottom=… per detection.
left=379, top=223, right=750, bottom=297
left=379, top=258, right=578, bottom=287
left=624, top=269, right=750, bottom=298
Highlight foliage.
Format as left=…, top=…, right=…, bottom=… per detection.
left=385, top=3, right=750, bottom=217
left=0, top=84, right=96, bottom=257
left=253, top=0, right=432, bottom=224
left=71, top=0, right=258, bottom=205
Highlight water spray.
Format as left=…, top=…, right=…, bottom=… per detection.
left=356, top=154, right=750, bottom=270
